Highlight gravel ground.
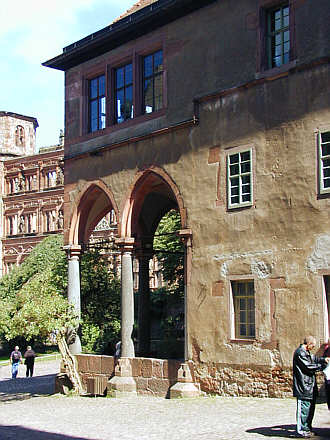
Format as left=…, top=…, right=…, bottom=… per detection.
left=0, top=360, right=329, bottom=440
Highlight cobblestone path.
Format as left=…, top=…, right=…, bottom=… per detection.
left=0, top=360, right=329, bottom=440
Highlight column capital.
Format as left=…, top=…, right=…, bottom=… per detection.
left=115, top=237, right=135, bottom=253
left=178, top=228, right=192, bottom=246
left=63, top=244, right=81, bottom=259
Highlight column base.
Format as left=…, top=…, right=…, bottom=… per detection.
left=107, top=358, right=137, bottom=398
left=169, top=362, right=201, bottom=399
left=107, top=376, right=137, bottom=398
left=169, top=381, right=201, bottom=399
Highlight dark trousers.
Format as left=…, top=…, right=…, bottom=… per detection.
left=325, top=380, right=330, bottom=410
left=26, top=362, right=34, bottom=377
left=296, top=398, right=316, bottom=434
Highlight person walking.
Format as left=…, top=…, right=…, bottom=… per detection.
left=10, top=346, right=22, bottom=379
left=23, top=346, right=36, bottom=377
left=293, top=336, right=329, bottom=437
left=323, top=339, right=330, bottom=410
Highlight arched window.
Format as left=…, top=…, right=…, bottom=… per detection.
left=15, top=125, right=25, bottom=146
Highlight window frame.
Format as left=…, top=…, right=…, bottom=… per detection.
left=88, top=73, right=106, bottom=133
left=229, top=278, right=256, bottom=341
left=114, top=61, right=134, bottom=124
left=258, top=1, right=296, bottom=74
left=266, top=4, right=290, bottom=69
left=226, top=147, right=254, bottom=209
left=318, top=131, right=330, bottom=195
left=142, top=49, right=164, bottom=115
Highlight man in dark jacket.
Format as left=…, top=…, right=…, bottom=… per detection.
left=293, top=336, right=329, bottom=437
left=23, top=346, right=36, bottom=377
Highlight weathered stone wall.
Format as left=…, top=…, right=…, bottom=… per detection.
left=0, top=114, right=36, bottom=157
left=75, top=354, right=181, bottom=397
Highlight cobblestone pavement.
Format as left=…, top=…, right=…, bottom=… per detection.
left=0, top=360, right=329, bottom=440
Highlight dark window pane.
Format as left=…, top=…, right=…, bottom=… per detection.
left=283, top=15, right=289, bottom=27
left=248, top=325, right=255, bottom=337
left=240, top=325, right=246, bottom=336
left=231, top=186, right=239, bottom=196
left=242, top=184, right=251, bottom=195
left=116, top=67, right=124, bottom=89
left=240, top=151, right=250, bottom=161
left=241, top=175, right=250, bottom=185
left=90, top=79, right=98, bottom=99
left=144, top=79, right=153, bottom=113
left=241, top=162, right=251, bottom=173
left=144, top=55, right=153, bottom=78
left=230, top=164, right=239, bottom=175
left=240, top=298, right=246, bottom=309
left=154, top=50, right=163, bottom=72
left=99, top=75, right=105, bottom=95
left=324, top=159, right=330, bottom=168
left=324, top=179, right=330, bottom=188
left=154, top=75, right=163, bottom=111
left=321, top=132, right=330, bottom=143
left=231, top=196, right=239, bottom=204
left=229, top=154, right=239, bottom=164
left=230, top=177, right=239, bottom=187
left=242, top=194, right=251, bottom=202
left=125, top=63, right=133, bottom=85
left=323, top=168, right=330, bottom=178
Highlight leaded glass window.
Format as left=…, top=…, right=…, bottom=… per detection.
left=115, top=63, right=133, bottom=124
left=143, top=50, right=163, bottom=114
left=89, top=75, right=106, bottom=132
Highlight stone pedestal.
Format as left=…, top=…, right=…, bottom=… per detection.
left=169, top=362, right=201, bottom=398
left=107, top=358, right=137, bottom=398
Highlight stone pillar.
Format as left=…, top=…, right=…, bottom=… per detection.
left=137, top=250, right=151, bottom=357
left=169, top=362, right=200, bottom=398
left=178, top=229, right=192, bottom=361
left=63, top=244, right=82, bottom=354
left=108, top=237, right=137, bottom=397
left=116, top=237, right=135, bottom=357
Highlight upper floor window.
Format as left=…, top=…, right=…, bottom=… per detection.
left=319, top=131, right=330, bottom=194
left=115, top=63, right=133, bottom=124
left=266, top=4, right=290, bottom=68
left=89, top=75, right=106, bottom=132
left=231, top=280, right=255, bottom=339
left=143, top=50, right=163, bottom=114
left=227, top=149, right=253, bottom=208
left=15, top=125, right=25, bottom=146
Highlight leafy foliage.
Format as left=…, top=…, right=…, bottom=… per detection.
left=0, top=235, right=76, bottom=344
left=153, top=209, right=184, bottom=295
left=80, top=250, right=121, bottom=354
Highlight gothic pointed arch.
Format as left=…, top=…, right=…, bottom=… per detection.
left=120, top=166, right=186, bottom=239
left=69, top=180, right=119, bottom=245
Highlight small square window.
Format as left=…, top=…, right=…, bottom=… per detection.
left=319, top=131, right=330, bottom=194
left=227, top=149, right=253, bottom=208
left=231, top=280, right=255, bottom=339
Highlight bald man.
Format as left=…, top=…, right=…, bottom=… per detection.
left=293, top=336, right=329, bottom=437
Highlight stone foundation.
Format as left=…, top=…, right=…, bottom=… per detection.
left=55, top=354, right=326, bottom=398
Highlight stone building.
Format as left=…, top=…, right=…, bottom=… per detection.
left=0, top=112, right=64, bottom=275
left=44, top=0, right=330, bottom=397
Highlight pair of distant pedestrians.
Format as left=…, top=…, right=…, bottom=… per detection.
left=10, top=345, right=36, bottom=379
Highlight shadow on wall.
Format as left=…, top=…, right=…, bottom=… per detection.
left=0, top=425, right=96, bottom=440
left=246, top=424, right=330, bottom=439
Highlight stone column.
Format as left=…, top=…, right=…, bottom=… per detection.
left=63, top=244, right=82, bottom=354
left=137, top=250, right=151, bottom=357
left=108, top=237, right=137, bottom=398
left=178, top=229, right=192, bottom=361
left=116, top=237, right=135, bottom=357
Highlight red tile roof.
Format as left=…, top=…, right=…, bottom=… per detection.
left=113, top=0, right=159, bottom=23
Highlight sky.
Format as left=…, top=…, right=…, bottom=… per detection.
left=1, top=0, right=136, bottom=150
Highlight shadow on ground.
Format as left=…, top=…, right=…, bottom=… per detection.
left=246, top=424, right=330, bottom=439
left=0, top=373, right=56, bottom=402
left=0, top=425, right=99, bottom=440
